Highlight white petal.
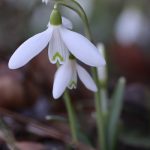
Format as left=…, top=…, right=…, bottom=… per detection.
left=48, top=27, right=69, bottom=64
left=53, top=60, right=73, bottom=99
left=9, top=27, right=53, bottom=69
left=42, top=0, right=50, bottom=4
left=60, top=28, right=106, bottom=67
left=62, top=17, right=73, bottom=29
left=77, top=64, right=97, bottom=92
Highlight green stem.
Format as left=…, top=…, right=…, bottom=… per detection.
left=92, top=68, right=107, bottom=150
left=77, top=4, right=108, bottom=147
left=56, top=63, right=78, bottom=143
left=75, top=1, right=107, bottom=148
left=70, top=0, right=92, bottom=39
left=63, top=90, right=78, bottom=144
left=100, top=88, right=108, bottom=116
left=0, top=119, right=19, bottom=150
left=55, top=0, right=92, bottom=39
left=95, top=94, right=106, bottom=150
left=54, top=1, right=107, bottom=148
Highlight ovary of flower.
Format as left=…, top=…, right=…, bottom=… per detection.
left=8, top=16, right=105, bottom=69
left=53, top=58, right=97, bottom=99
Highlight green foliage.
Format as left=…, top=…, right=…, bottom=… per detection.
left=107, top=77, right=126, bottom=150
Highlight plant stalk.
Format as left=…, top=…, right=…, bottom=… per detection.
left=92, top=68, right=107, bottom=150
left=54, top=1, right=107, bottom=148
left=63, top=90, right=78, bottom=144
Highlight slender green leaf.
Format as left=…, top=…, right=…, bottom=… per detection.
left=0, top=118, right=19, bottom=150
left=107, top=77, right=126, bottom=150
left=46, top=115, right=67, bottom=122
left=120, top=131, right=150, bottom=149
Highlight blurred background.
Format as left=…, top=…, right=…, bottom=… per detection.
left=0, top=0, right=150, bottom=149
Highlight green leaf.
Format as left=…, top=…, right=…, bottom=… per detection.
left=120, top=131, right=150, bottom=149
left=107, top=77, right=126, bottom=150
left=0, top=118, right=19, bottom=150
left=45, top=115, right=67, bottom=122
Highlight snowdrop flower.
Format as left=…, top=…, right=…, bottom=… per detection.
left=53, top=57, right=97, bottom=99
left=97, top=43, right=107, bottom=82
left=42, top=0, right=50, bottom=4
left=115, top=7, right=143, bottom=46
left=9, top=9, right=105, bottom=69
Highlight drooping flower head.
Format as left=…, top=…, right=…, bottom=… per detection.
left=8, top=8, right=105, bottom=69
left=53, top=56, right=97, bottom=99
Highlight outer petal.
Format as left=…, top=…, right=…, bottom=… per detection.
left=77, top=64, right=97, bottom=92
left=60, top=28, right=106, bottom=67
left=8, top=27, right=53, bottom=69
left=53, top=60, right=73, bottom=99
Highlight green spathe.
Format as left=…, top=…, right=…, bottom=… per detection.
left=50, top=9, right=62, bottom=25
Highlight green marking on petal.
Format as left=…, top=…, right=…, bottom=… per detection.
left=52, top=52, right=64, bottom=62
left=69, top=81, right=77, bottom=89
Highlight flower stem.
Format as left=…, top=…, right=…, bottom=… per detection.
left=74, top=3, right=108, bottom=149
left=92, top=68, right=107, bottom=150
left=76, top=2, right=108, bottom=148
left=63, top=90, right=78, bottom=144
left=56, top=63, right=78, bottom=144
left=54, top=1, right=107, bottom=148
left=0, top=119, right=19, bottom=150
left=55, top=0, right=92, bottom=39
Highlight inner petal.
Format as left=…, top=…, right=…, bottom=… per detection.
left=68, top=61, right=77, bottom=89
left=48, top=28, right=69, bottom=64
left=68, top=71, right=77, bottom=89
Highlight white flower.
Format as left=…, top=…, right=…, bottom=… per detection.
left=8, top=17, right=70, bottom=69
left=53, top=58, right=97, bottom=99
left=42, top=0, right=50, bottom=4
left=97, top=43, right=107, bottom=82
left=115, top=7, right=143, bottom=46
left=9, top=14, right=105, bottom=69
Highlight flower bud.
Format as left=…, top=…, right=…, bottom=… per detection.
left=97, top=43, right=107, bottom=83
